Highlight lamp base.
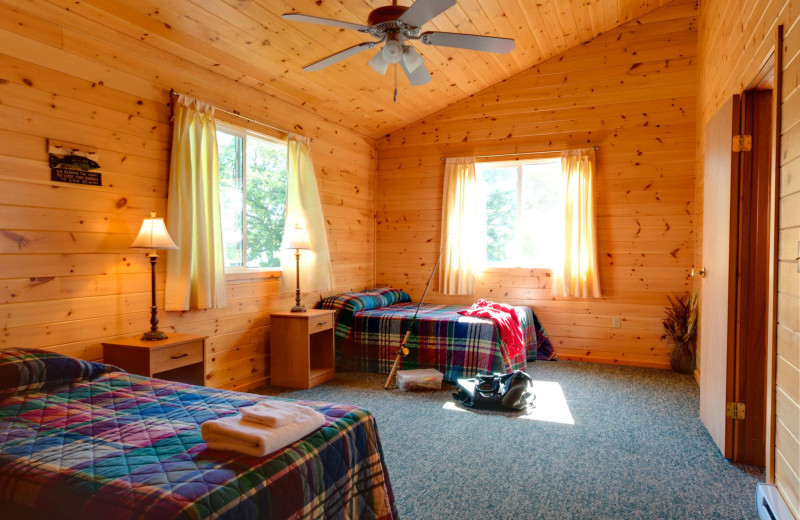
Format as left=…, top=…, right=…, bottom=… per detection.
left=141, top=329, right=168, bottom=341
left=290, top=304, right=306, bottom=313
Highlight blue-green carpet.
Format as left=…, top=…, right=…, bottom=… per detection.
left=255, top=361, right=762, bottom=519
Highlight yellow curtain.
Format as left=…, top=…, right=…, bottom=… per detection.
left=279, top=136, right=334, bottom=296
left=438, top=157, right=478, bottom=295
left=164, top=94, right=227, bottom=310
left=551, top=148, right=601, bottom=298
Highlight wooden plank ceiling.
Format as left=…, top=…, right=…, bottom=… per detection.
left=44, top=0, right=672, bottom=139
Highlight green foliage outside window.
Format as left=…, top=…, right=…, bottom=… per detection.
left=480, top=167, right=517, bottom=264
left=245, top=137, right=287, bottom=268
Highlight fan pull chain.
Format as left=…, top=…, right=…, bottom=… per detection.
left=393, top=64, right=398, bottom=103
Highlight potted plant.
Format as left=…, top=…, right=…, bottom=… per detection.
left=661, top=292, right=699, bottom=374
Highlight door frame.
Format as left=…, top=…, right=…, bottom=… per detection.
left=741, top=25, right=781, bottom=481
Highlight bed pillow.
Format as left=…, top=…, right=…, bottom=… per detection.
left=0, top=348, right=121, bottom=397
left=317, top=287, right=411, bottom=313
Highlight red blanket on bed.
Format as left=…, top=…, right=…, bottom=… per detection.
left=459, top=299, right=525, bottom=358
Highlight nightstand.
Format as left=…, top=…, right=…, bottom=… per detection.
left=102, top=333, right=207, bottom=386
left=270, top=309, right=335, bottom=389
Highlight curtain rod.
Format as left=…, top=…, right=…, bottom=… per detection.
left=169, top=89, right=313, bottom=142
left=440, top=147, right=599, bottom=161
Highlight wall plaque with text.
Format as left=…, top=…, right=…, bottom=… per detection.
left=47, top=139, right=102, bottom=186
left=50, top=168, right=102, bottom=186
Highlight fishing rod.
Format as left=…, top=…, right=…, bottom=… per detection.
left=384, top=235, right=449, bottom=390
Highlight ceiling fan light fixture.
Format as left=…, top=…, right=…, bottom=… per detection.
left=402, top=45, right=424, bottom=72
left=380, top=39, right=403, bottom=64
left=368, top=50, right=390, bottom=75
left=285, top=0, right=516, bottom=90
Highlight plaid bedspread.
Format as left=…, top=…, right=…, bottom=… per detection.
left=350, top=302, right=531, bottom=382
left=325, top=302, right=536, bottom=383
left=0, top=371, right=397, bottom=520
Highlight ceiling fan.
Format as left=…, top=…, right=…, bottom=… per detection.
left=282, top=0, right=515, bottom=87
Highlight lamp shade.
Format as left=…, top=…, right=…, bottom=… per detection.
left=282, top=224, right=311, bottom=250
left=402, top=45, right=424, bottom=73
left=368, top=50, right=390, bottom=75
left=381, top=39, right=403, bottom=64
left=131, top=212, right=178, bottom=250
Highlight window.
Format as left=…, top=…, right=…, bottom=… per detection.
left=476, top=159, right=563, bottom=268
left=216, top=123, right=287, bottom=269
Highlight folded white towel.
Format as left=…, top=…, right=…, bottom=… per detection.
left=202, top=405, right=326, bottom=457
left=239, top=400, right=315, bottom=427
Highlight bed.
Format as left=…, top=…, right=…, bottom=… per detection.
left=0, top=349, right=397, bottom=520
left=317, top=288, right=555, bottom=383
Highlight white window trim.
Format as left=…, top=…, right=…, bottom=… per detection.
left=217, top=121, right=287, bottom=276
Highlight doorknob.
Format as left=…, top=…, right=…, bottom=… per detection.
left=692, top=267, right=707, bottom=278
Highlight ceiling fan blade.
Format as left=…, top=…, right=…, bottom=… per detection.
left=398, top=0, right=456, bottom=28
left=420, top=32, right=515, bottom=53
left=303, top=42, right=377, bottom=72
left=282, top=13, right=370, bottom=33
left=400, top=59, right=432, bottom=86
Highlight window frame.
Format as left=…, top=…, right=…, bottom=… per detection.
left=475, top=155, right=562, bottom=269
left=216, top=121, right=287, bottom=279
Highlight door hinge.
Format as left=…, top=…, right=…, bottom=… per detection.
left=726, top=402, right=746, bottom=420
left=732, top=135, right=752, bottom=152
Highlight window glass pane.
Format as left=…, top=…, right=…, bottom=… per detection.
left=477, top=166, right=518, bottom=265
left=520, top=160, right=562, bottom=268
left=217, top=130, right=244, bottom=267
left=245, top=135, right=287, bottom=268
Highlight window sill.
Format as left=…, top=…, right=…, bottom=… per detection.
left=225, top=269, right=281, bottom=284
left=479, top=267, right=552, bottom=276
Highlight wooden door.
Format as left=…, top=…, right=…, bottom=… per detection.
left=732, top=90, right=771, bottom=466
left=699, top=96, right=740, bottom=458
left=700, top=92, right=773, bottom=464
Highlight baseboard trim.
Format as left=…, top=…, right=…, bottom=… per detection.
left=556, top=354, right=670, bottom=370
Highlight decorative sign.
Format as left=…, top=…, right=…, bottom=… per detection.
left=47, top=139, right=102, bottom=186
left=50, top=167, right=102, bottom=186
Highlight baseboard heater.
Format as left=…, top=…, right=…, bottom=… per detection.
left=756, top=484, right=794, bottom=520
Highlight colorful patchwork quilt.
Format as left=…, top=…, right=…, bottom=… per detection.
left=317, top=289, right=556, bottom=383
left=0, top=349, right=397, bottom=520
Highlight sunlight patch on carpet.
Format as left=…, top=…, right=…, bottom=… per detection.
left=519, top=380, right=574, bottom=425
left=441, top=402, right=469, bottom=412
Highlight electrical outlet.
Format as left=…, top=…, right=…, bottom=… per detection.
left=612, top=317, right=621, bottom=328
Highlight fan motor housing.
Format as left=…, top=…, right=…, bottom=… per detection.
left=367, top=5, right=409, bottom=26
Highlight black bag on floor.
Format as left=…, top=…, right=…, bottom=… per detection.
left=452, top=370, right=533, bottom=410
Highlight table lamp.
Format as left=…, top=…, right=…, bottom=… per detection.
left=130, top=212, right=178, bottom=340
left=283, top=224, right=311, bottom=312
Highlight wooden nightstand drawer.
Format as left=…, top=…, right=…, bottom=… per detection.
left=151, top=340, right=203, bottom=372
left=102, top=333, right=207, bottom=386
left=308, top=313, right=333, bottom=333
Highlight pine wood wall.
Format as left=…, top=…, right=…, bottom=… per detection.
left=698, top=0, right=800, bottom=513
left=0, top=2, right=375, bottom=391
left=376, top=1, right=698, bottom=369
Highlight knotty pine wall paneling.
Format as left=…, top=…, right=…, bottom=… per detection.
left=698, top=0, right=800, bottom=512
left=0, top=1, right=376, bottom=391
left=377, top=0, right=698, bottom=369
